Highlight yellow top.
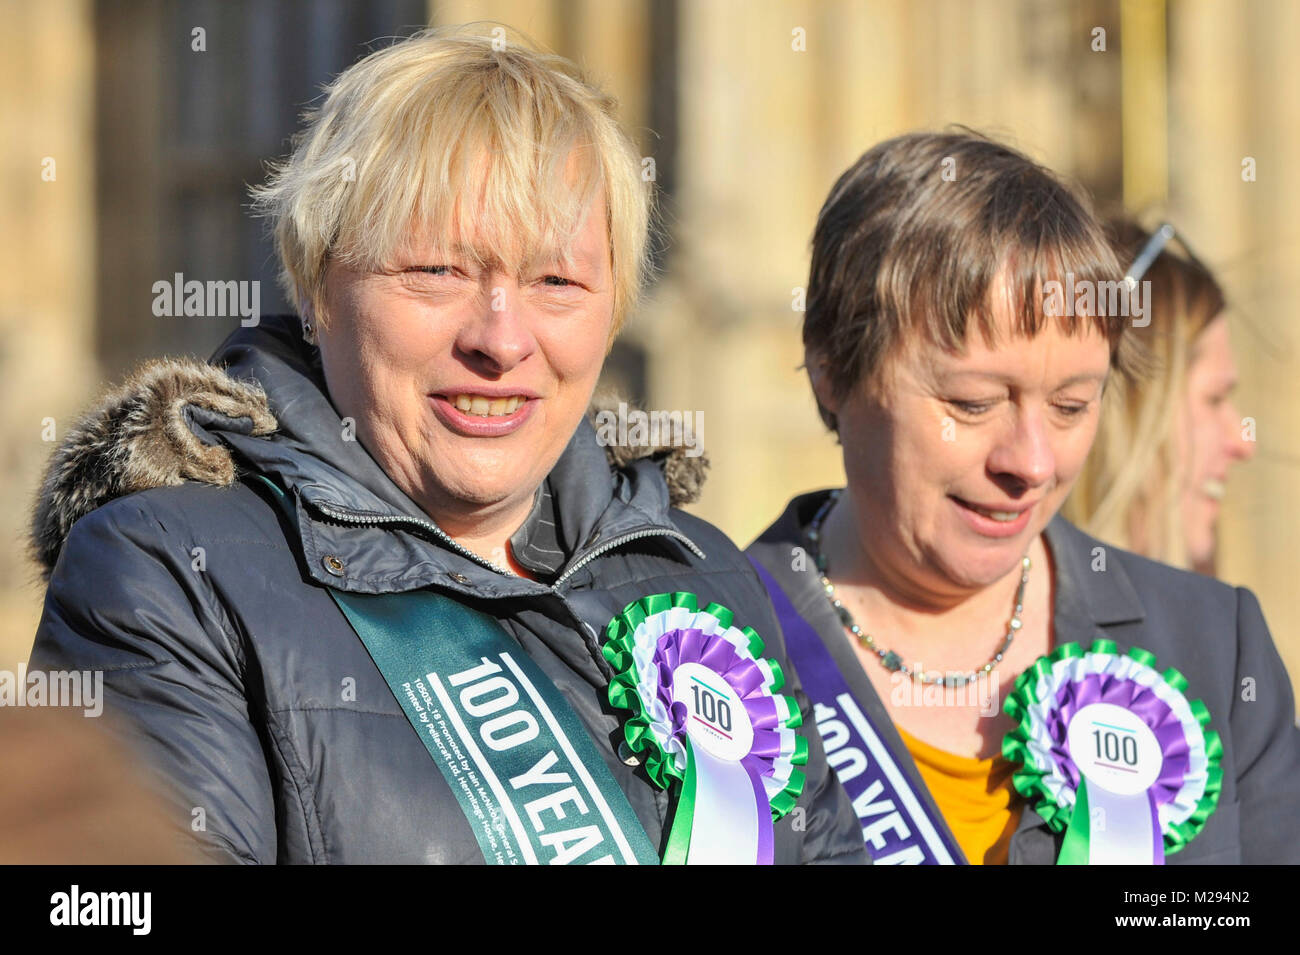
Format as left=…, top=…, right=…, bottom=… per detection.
left=895, top=725, right=1023, bottom=865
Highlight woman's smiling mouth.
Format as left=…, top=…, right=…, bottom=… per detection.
left=429, top=392, right=537, bottom=436
left=950, top=495, right=1036, bottom=537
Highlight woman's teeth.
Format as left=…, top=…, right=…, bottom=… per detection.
left=452, top=394, right=525, bottom=416
left=1202, top=479, right=1226, bottom=500
left=962, top=500, right=1023, bottom=522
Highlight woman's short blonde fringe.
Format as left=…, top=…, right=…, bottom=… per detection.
left=249, top=23, right=651, bottom=337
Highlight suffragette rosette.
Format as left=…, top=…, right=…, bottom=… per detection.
left=603, top=591, right=808, bottom=864
left=1003, top=638, right=1223, bottom=864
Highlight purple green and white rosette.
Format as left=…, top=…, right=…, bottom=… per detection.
left=604, top=591, right=808, bottom=864
left=1003, top=639, right=1223, bottom=864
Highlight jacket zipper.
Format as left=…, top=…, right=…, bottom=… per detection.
left=310, top=500, right=517, bottom=575
left=550, top=528, right=706, bottom=593
left=311, top=497, right=707, bottom=700
left=308, top=499, right=705, bottom=588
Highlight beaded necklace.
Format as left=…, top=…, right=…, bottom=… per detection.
left=804, top=489, right=1030, bottom=688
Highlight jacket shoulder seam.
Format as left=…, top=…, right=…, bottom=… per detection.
left=83, top=493, right=255, bottom=669
left=94, top=657, right=251, bottom=705
left=266, top=705, right=402, bottom=718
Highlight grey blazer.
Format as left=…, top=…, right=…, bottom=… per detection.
left=748, top=490, right=1300, bottom=864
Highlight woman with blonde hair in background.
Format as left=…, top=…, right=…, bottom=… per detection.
left=1063, top=217, right=1256, bottom=576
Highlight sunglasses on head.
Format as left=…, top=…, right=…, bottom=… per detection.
left=1125, top=223, right=1176, bottom=286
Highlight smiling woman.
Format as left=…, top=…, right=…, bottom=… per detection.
left=246, top=28, right=642, bottom=567
left=27, top=25, right=866, bottom=865
left=747, top=130, right=1300, bottom=866
left=306, top=190, right=616, bottom=567
left=1064, top=216, right=1257, bottom=576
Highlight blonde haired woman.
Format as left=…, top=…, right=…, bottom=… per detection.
left=1064, top=217, right=1256, bottom=575
left=29, top=27, right=864, bottom=865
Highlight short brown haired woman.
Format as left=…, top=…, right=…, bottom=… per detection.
left=747, top=131, right=1300, bottom=865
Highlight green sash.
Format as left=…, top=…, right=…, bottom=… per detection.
left=254, top=475, right=659, bottom=865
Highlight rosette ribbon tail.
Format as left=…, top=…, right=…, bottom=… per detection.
left=1057, top=779, right=1166, bottom=865
left=663, top=738, right=774, bottom=864
left=605, top=592, right=806, bottom=865
left=662, top=746, right=696, bottom=864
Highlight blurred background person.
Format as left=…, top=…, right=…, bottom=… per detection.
left=0, top=707, right=201, bottom=863
left=1064, top=216, right=1256, bottom=576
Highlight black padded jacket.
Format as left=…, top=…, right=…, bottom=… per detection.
left=29, top=315, right=868, bottom=865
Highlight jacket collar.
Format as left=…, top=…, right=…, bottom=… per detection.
left=1041, top=511, right=1146, bottom=629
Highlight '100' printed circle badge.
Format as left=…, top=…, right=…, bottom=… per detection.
left=672, top=662, right=756, bottom=761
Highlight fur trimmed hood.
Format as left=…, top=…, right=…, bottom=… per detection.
left=30, top=342, right=708, bottom=581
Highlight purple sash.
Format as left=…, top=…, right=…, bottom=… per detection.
left=750, top=558, right=964, bottom=865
